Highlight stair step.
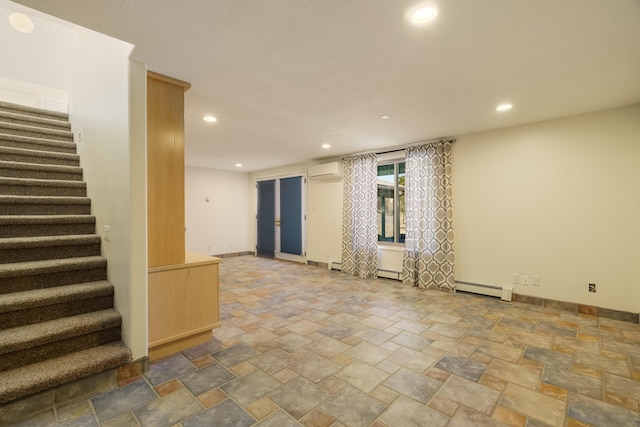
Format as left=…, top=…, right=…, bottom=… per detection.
left=0, top=133, right=77, bottom=154
left=0, top=110, right=71, bottom=131
left=0, top=161, right=82, bottom=181
left=0, top=177, right=86, bottom=197
left=0, top=101, right=131, bottom=406
left=0, top=341, right=131, bottom=404
left=0, top=196, right=91, bottom=215
left=0, top=101, right=69, bottom=122
left=0, top=234, right=101, bottom=264
left=0, top=256, right=107, bottom=294
left=0, top=215, right=95, bottom=238
left=0, top=281, right=114, bottom=330
left=0, top=146, right=79, bottom=167
left=0, top=309, right=121, bottom=371
left=0, top=122, right=73, bottom=142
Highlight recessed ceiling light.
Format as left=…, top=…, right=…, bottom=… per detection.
left=380, top=115, right=391, bottom=120
left=203, top=115, right=217, bottom=122
left=235, top=163, right=243, bottom=168
left=409, top=5, right=438, bottom=25
left=496, top=104, right=513, bottom=112
left=321, top=144, right=331, bottom=149
left=9, top=13, right=34, bottom=33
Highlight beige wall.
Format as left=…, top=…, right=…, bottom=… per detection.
left=70, top=29, right=148, bottom=359
left=185, top=166, right=252, bottom=256
left=240, top=105, right=640, bottom=314
left=187, top=107, right=640, bottom=315
left=452, top=104, right=640, bottom=313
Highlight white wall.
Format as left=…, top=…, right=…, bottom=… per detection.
left=0, top=1, right=72, bottom=110
left=0, top=1, right=74, bottom=97
left=185, top=166, right=252, bottom=255
left=127, top=60, right=148, bottom=360
left=307, top=176, right=343, bottom=264
left=452, top=104, right=640, bottom=313
left=70, top=28, right=148, bottom=359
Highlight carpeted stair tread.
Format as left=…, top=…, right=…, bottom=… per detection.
left=0, top=122, right=73, bottom=142
left=0, top=234, right=100, bottom=250
left=0, top=309, right=121, bottom=355
left=0, top=101, right=69, bottom=121
left=0, top=176, right=86, bottom=189
left=0, top=214, right=95, bottom=225
left=0, top=234, right=101, bottom=263
left=0, top=215, right=96, bottom=238
left=0, top=341, right=131, bottom=404
left=0, top=164, right=83, bottom=182
left=0, top=110, right=71, bottom=131
left=0, top=256, right=106, bottom=279
left=0, top=195, right=90, bottom=205
left=0, top=133, right=77, bottom=154
left=0, top=281, right=113, bottom=314
left=0, top=146, right=79, bottom=166
left=0, top=196, right=91, bottom=216
left=0, top=160, right=82, bottom=176
left=0, top=181, right=86, bottom=197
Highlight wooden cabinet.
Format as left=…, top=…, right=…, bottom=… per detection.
left=148, top=252, right=221, bottom=361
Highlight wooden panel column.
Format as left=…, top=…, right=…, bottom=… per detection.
left=147, top=71, right=190, bottom=267
left=146, top=71, right=221, bottom=360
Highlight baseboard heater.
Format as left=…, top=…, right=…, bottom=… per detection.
left=330, top=262, right=512, bottom=302
left=455, top=280, right=513, bottom=302
left=330, top=262, right=402, bottom=281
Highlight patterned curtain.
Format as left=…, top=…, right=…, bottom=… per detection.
left=402, top=140, right=455, bottom=291
left=341, top=154, right=378, bottom=279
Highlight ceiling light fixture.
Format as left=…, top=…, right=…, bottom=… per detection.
left=409, top=5, right=438, bottom=26
left=9, top=12, right=34, bottom=33
left=321, top=144, right=331, bottom=149
left=235, top=163, right=243, bottom=168
left=380, top=115, right=391, bottom=120
left=203, top=115, right=217, bottom=122
left=496, top=104, right=513, bottom=112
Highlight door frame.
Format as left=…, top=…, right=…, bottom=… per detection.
left=256, top=172, right=307, bottom=264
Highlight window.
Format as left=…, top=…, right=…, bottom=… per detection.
left=377, top=161, right=405, bottom=243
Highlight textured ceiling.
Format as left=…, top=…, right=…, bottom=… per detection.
left=11, top=0, right=640, bottom=172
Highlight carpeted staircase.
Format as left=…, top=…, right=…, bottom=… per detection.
left=0, top=101, right=131, bottom=405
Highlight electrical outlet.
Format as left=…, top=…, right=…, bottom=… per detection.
left=512, top=274, right=520, bottom=285
left=589, top=283, right=596, bottom=293
left=531, top=276, right=540, bottom=287
left=522, top=275, right=530, bottom=285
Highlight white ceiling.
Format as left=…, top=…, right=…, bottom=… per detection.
left=12, top=0, right=640, bottom=172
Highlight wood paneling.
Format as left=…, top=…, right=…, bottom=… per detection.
left=148, top=252, right=221, bottom=360
left=147, top=71, right=190, bottom=267
left=146, top=73, right=221, bottom=360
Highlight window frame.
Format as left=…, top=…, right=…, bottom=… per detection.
left=377, top=155, right=406, bottom=246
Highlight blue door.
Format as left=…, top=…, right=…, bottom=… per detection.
left=256, top=180, right=275, bottom=258
left=279, top=176, right=303, bottom=256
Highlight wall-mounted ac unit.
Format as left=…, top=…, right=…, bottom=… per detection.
left=308, top=162, right=343, bottom=181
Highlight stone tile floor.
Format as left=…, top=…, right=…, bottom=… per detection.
left=9, top=256, right=640, bottom=426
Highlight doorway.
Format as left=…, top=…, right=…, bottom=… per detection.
left=256, top=175, right=306, bottom=263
